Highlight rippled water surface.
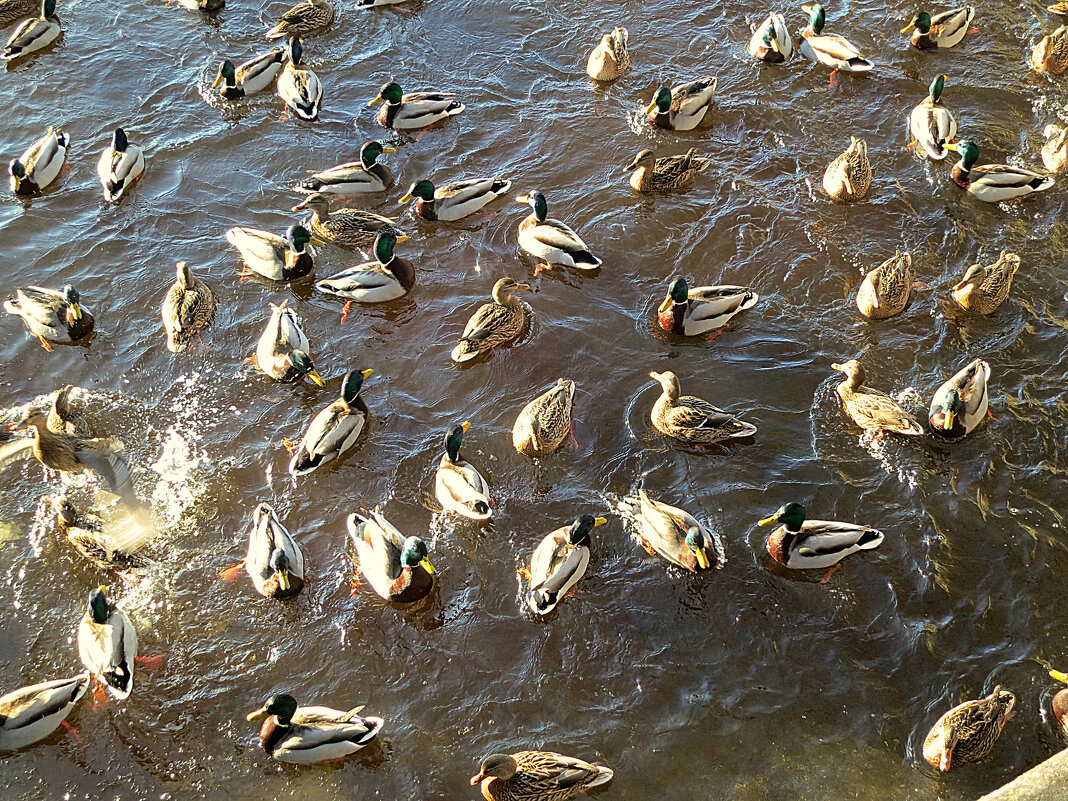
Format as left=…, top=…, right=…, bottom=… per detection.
left=2, top=0, right=1068, bottom=798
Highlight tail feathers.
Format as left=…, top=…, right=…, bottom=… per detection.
left=1030, top=175, right=1055, bottom=190
left=289, top=449, right=323, bottom=475
left=446, top=101, right=465, bottom=116
left=588, top=765, right=614, bottom=786
left=571, top=250, right=602, bottom=268
left=846, top=57, right=874, bottom=71
left=857, top=528, right=884, bottom=549
left=491, top=179, right=513, bottom=194
left=296, top=179, right=323, bottom=192
left=56, top=132, right=71, bottom=148
left=738, top=291, right=759, bottom=312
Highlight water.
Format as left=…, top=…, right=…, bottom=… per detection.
left=1, top=0, right=1068, bottom=799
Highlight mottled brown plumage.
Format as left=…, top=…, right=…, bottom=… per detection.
left=830, top=360, right=923, bottom=436
left=823, top=136, right=871, bottom=201
left=470, top=751, right=614, bottom=801
left=1031, top=25, right=1068, bottom=74
left=856, top=251, right=914, bottom=319
left=450, top=277, right=532, bottom=363
left=512, top=379, right=574, bottom=456
left=265, top=0, right=334, bottom=39
left=292, top=192, right=404, bottom=249
left=47, top=384, right=96, bottom=437
left=951, top=251, right=1019, bottom=314
left=923, top=686, right=1016, bottom=771
left=624, top=148, right=711, bottom=192
left=161, top=262, right=217, bottom=353
left=649, top=370, right=757, bottom=445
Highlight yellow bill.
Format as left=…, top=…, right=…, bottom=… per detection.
left=757, top=515, right=779, bottom=527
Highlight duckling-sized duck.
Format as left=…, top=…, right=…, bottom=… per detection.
left=923, top=686, right=1016, bottom=772
left=254, top=300, right=325, bottom=385
left=1050, top=670, right=1068, bottom=736
left=77, top=587, right=137, bottom=700
left=96, top=128, right=144, bottom=203
left=4, top=284, right=93, bottom=350
left=929, top=358, right=990, bottom=438
left=951, top=251, right=1019, bottom=315
left=0, top=0, right=38, bottom=27
left=8, top=126, right=68, bottom=195
left=526, top=514, right=605, bottom=615
left=623, top=148, right=711, bottom=192
left=512, top=378, right=575, bottom=457
left=799, top=3, right=873, bottom=81
left=1032, top=25, right=1068, bottom=73
left=296, top=140, right=395, bottom=195
left=292, top=192, right=405, bottom=249
left=622, top=489, right=717, bottom=572
left=1042, top=124, right=1068, bottom=172
left=908, top=75, right=956, bottom=161
left=944, top=141, right=1053, bottom=202
left=450, top=277, right=532, bottom=363
left=586, top=26, right=629, bottom=81
left=0, top=673, right=89, bottom=751
left=1, top=0, right=60, bottom=61
left=400, top=176, right=513, bottom=221
left=831, top=359, right=924, bottom=438
left=367, top=81, right=465, bottom=130
left=656, top=277, right=757, bottom=336
left=52, top=497, right=148, bottom=571
left=212, top=49, right=286, bottom=99
left=516, top=191, right=601, bottom=274
left=749, top=12, right=791, bottom=62
left=247, top=693, right=382, bottom=764
left=288, top=369, right=372, bottom=476
left=236, top=503, right=305, bottom=599
left=161, top=262, right=217, bottom=353
left=644, top=78, right=717, bottom=131
left=757, top=503, right=883, bottom=574
left=649, top=370, right=757, bottom=446
left=856, top=251, right=914, bottom=319
left=226, top=224, right=314, bottom=282
left=823, top=136, right=871, bottom=201
left=471, top=751, right=614, bottom=801
left=434, top=421, right=492, bottom=520
left=265, top=0, right=334, bottom=39
left=47, top=384, right=95, bottom=437
left=347, top=509, right=436, bottom=603
left=314, top=231, right=413, bottom=314
left=902, top=7, right=976, bottom=49
left=277, top=37, right=321, bottom=121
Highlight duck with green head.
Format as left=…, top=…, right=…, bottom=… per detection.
left=902, top=7, right=976, bottom=49
left=1, top=0, right=60, bottom=61
left=347, top=509, right=436, bottom=603
left=297, top=140, right=396, bottom=195
left=644, top=78, right=717, bottom=130
left=400, top=176, right=513, bottom=221
left=516, top=191, right=601, bottom=274
left=212, top=48, right=286, bottom=98
left=435, top=421, right=492, bottom=520
left=944, top=140, right=1053, bottom=203
left=247, top=692, right=383, bottom=763
left=625, top=489, right=717, bottom=572
left=97, top=127, right=144, bottom=203
left=368, top=81, right=465, bottom=129
left=254, top=300, right=325, bottom=385
left=77, top=586, right=137, bottom=700
left=277, top=36, right=322, bottom=121
left=749, top=12, right=791, bottom=63
left=657, top=276, right=757, bottom=336
left=288, top=369, right=373, bottom=476
left=8, top=126, right=68, bottom=195
left=799, top=2, right=873, bottom=82
left=314, top=230, right=414, bottom=317
left=526, top=514, right=605, bottom=615
left=240, top=503, right=305, bottom=599
left=227, top=224, right=315, bottom=282
left=928, top=358, right=989, bottom=438
left=4, top=283, right=93, bottom=350
left=758, top=503, right=883, bottom=575
left=908, top=74, right=956, bottom=160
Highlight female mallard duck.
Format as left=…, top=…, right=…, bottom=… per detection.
left=161, top=261, right=217, bottom=353
left=288, top=369, right=372, bottom=476
left=1032, top=25, right=1068, bottom=73
left=649, top=370, right=757, bottom=445
left=254, top=300, right=325, bottom=385
left=52, top=497, right=148, bottom=570
left=1042, top=124, right=1068, bottom=172
left=831, top=359, right=924, bottom=437
left=929, top=358, right=990, bottom=438
left=856, top=251, right=914, bottom=319
left=908, top=74, right=956, bottom=161
left=77, top=587, right=137, bottom=700
left=823, top=136, right=871, bottom=201
left=586, top=26, right=629, bottom=81
left=757, top=502, right=883, bottom=571
left=644, top=78, right=717, bottom=131
left=434, top=421, right=492, bottom=520
left=292, top=192, right=405, bottom=249
left=656, top=277, right=758, bottom=336
left=923, top=686, right=1016, bottom=772
left=623, top=148, right=711, bottom=192
left=951, top=251, right=1019, bottom=314
left=512, top=378, right=574, bottom=457
left=623, top=490, right=716, bottom=572
left=1050, top=670, right=1068, bottom=735
left=749, top=12, right=791, bottom=62
left=449, top=277, right=532, bottom=363
left=526, top=514, right=605, bottom=615
left=47, top=384, right=95, bottom=437
left=265, top=0, right=334, bottom=39
left=212, top=49, right=286, bottom=98
left=1, top=0, right=59, bottom=61
left=902, top=7, right=975, bottom=49
left=516, top=191, right=601, bottom=273
left=471, top=752, right=613, bottom=801
left=4, top=284, right=92, bottom=350
left=8, top=126, right=68, bottom=195
left=314, top=230, right=414, bottom=309
left=367, top=81, right=465, bottom=130
left=0, top=0, right=38, bottom=27
left=944, top=141, right=1053, bottom=202
left=241, top=503, right=305, bottom=599
left=297, top=140, right=396, bottom=195
left=799, top=3, right=873, bottom=79
left=400, top=176, right=513, bottom=221
left=247, top=693, right=382, bottom=764
left=277, top=36, right=321, bottom=121
left=347, top=509, right=436, bottom=603
left=96, top=128, right=144, bottom=203
left=226, top=224, right=314, bottom=282
left=0, top=673, right=89, bottom=751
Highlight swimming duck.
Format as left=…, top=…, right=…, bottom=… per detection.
left=1031, top=25, right=1068, bottom=73
left=644, top=78, right=717, bottom=131
left=0, top=0, right=38, bottom=27
left=1041, top=124, right=1068, bottom=172
left=0, top=673, right=89, bottom=751
left=908, top=75, right=956, bottom=160
left=923, top=686, right=1016, bottom=772
left=586, top=26, right=629, bottom=80
left=526, top=514, right=605, bottom=615
left=951, top=251, right=1019, bottom=314
left=823, top=136, right=871, bottom=201
left=277, top=37, right=321, bottom=121
left=296, top=141, right=396, bottom=195
left=8, top=126, right=68, bottom=195
left=1050, top=670, right=1068, bottom=736
left=247, top=693, right=382, bottom=764
left=96, top=128, right=144, bottom=203
left=649, top=370, right=757, bottom=445
left=400, top=177, right=513, bottom=221
left=434, top=421, right=492, bottom=520
left=212, top=49, right=286, bottom=98
left=288, top=369, right=373, bottom=476
left=749, top=12, right=791, bottom=62
left=623, top=148, right=711, bottom=192
left=367, top=81, right=465, bottom=130
left=1, top=0, right=60, bottom=61
left=656, top=277, right=758, bottom=336
left=516, top=192, right=601, bottom=273
left=512, top=378, right=575, bottom=457
left=622, top=489, right=717, bottom=572
left=226, top=224, right=315, bottom=282
left=471, top=751, right=614, bottom=801
left=757, top=502, right=883, bottom=570
left=944, top=141, right=1054, bottom=202
left=902, top=7, right=975, bottom=48
left=347, top=509, right=436, bottom=603
left=47, top=384, right=95, bottom=437
left=76, top=587, right=137, bottom=700
left=450, top=277, right=532, bottom=363
left=928, top=358, right=990, bottom=438
left=4, top=284, right=93, bottom=350
left=855, top=251, right=914, bottom=319
left=254, top=300, right=325, bottom=385
left=830, top=359, right=924, bottom=437
left=314, top=230, right=413, bottom=308
left=161, top=261, right=217, bottom=353
left=242, top=503, right=305, bottom=599
left=52, top=497, right=148, bottom=571
left=265, top=0, right=334, bottom=39
left=799, top=3, right=873, bottom=79
left=292, top=192, right=405, bottom=249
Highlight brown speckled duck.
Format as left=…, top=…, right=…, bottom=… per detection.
left=951, top=252, right=1019, bottom=314
left=823, top=136, right=871, bottom=201
left=450, top=277, right=532, bottom=363
left=830, top=360, right=923, bottom=438
left=623, top=148, right=711, bottom=192
left=1031, top=25, right=1068, bottom=74
left=923, top=686, right=1016, bottom=772
left=649, top=370, right=757, bottom=445
left=856, top=251, right=914, bottom=319
left=470, top=751, right=614, bottom=801
left=512, top=379, right=575, bottom=457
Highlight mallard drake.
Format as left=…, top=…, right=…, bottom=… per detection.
left=0, top=673, right=89, bottom=751
left=586, top=26, right=629, bottom=80
left=831, top=359, right=924, bottom=437
left=450, top=277, right=532, bottom=363
left=656, top=277, right=757, bottom=336
left=526, top=514, right=604, bottom=615
left=292, top=192, right=404, bottom=249
left=254, top=300, right=325, bottom=385
left=1050, top=670, right=1068, bottom=735
left=952, top=252, right=1019, bottom=314
left=856, top=251, right=914, bottom=319
left=1041, top=124, right=1068, bottom=172
left=516, top=191, right=601, bottom=273
left=749, top=12, right=792, bottom=62
left=823, top=136, right=871, bottom=201
left=47, top=384, right=95, bottom=437
left=649, top=370, right=757, bottom=445
left=314, top=230, right=414, bottom=306
left=622, top=489, right=716, bottom=571
left=161, top=261, right=217, bottom=353
left=297, top=141, right=396, bottom=195
left=288, top=369, right=372, bottom=476
left=0, top=0, right=38, bottom=27
left=923, top=686, right=1016, bottom=772
left=928, top=359, right=990, bottom=438
left=1032, top=25, right=1068, bottom=73
left=644, top=78, right=717, bottom=131
left=241, top=503, right=305, bottom=599
left=347, top=509, right=436, bottom=603
left=799, top=3, right=873, bottom=78
left=4, top=284, right=93, bottom=350
left=757, top=502, right=883, bottom=570
left=212, top=49, right=286, bottom=99
left=902, top=7, right=975, bottom=48
left=265, top=0, right=334, bottom=39
left=367, top=81, right=465, bottom=130
left=226, top=224, right=314, bottom=282
left=52, top=497, right=148, bottom=570
left=944, top=141, right=1053, bottom=202
left=471, top=751, right=614, bottom=801
left=247, top=693, right=382, bottom=764
left=512, top=378, right=574, bottom=457
left=277, top=37, right=321, bottom=121
left=400, top=177, right=513, bottom=221
left=8, top=126, right=68, bottom=195
left=624, top=148, right=711, bottom=192
left=77, top=587, right=137, bottom=700
left=96, top=128, right=144, bottom=203
left=176, top=0, right=224, bottom=11
left=1, top=0, right=59, bottom=61
left=434, top=421, right=492, bottom=520
left=908, top=75, right=956, bottom=161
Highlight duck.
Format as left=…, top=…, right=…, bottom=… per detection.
left=296, top=140, right=396, bottom=195
left=1, top=0, right=60, bottom=61
left=923, top=686, right=1016, bottom=772
left=212, top=49, right=286, bottom=98
left=516, top=191, right=601, bottom=273
left=0, top=673, right=89, bottom=751
left=908, top=75, right=956, bottom=160
left=586, top=26, right=629, bottom=81
left=471, top=751, right=614, bottom=801
left=8, top=126, right=68, bottom=195
left=1041, top=124, right=1068, bottom=172
left=902, top=7, right=976, bottom=49
left=246, top=693, right=382, bottom=764
left=434, top=421, right=492, bottom=521
left=4, top=284, right=93, bottom=350
left=292, top=192, right=405, bottom=249
left=161, top=261, right=217, bottom=353
left=830, top=359, right=924, bottom=438
left=0, top=0, right=38, bottom=27
left=254, top=300, right=325, bottom=385
left=314, top=230, right=414, bottom=307
left=76, top=587, right=137, bottom=700
left=1031, top=25, right=1068, bottom=73
left=47, top=384, right=95, bottom=437
left=526, top=514, right=605, bottom=615
left=400, top=176, right=513, bottom=221
left=277, top=37, right=321, bottom=121
left=450, top=277, right=532, bottom=363
left=288, top=369, right=373, bottom=476
left=512, top=378, right=575, bottom=457
left=367, top=81, right=465, bottom=130
left=644, top=78, right=717, bottom=131
left=241, top=503, right=305, bottom=599
left=1051, top=1, right=1068, bottom=13
left=96, top=128, right=144, bottom=203
left=944, top=141, right=1054, bottom=202
left=656, top=277, right=758, bottom=336
left=799, top=3, right=873, bottom=79
left=1050, top=670, right=1068, bottom=736
left=951, top=251, right=1020, bottom=313
left=622, top=489, right=717, bottom=572
left=823, top=136, right=872, bottom=201
left=226, top=224, right=315, bottom=282
left=757, top=502, right=883, bottom=570
left=347, top=509, right=436, bottom=603
left=749, top=12, right=791, bottom=62
left=265, top=0, right=334, bottom=39
left=649, top=370, right=757, bottom=445
left=623, top=148, right=711, bottom=192
left=855, top=251, right=914, bottom=319
left=929, top=358, right=990, bottom=438
left=51, top=497, right=148, bottom=571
